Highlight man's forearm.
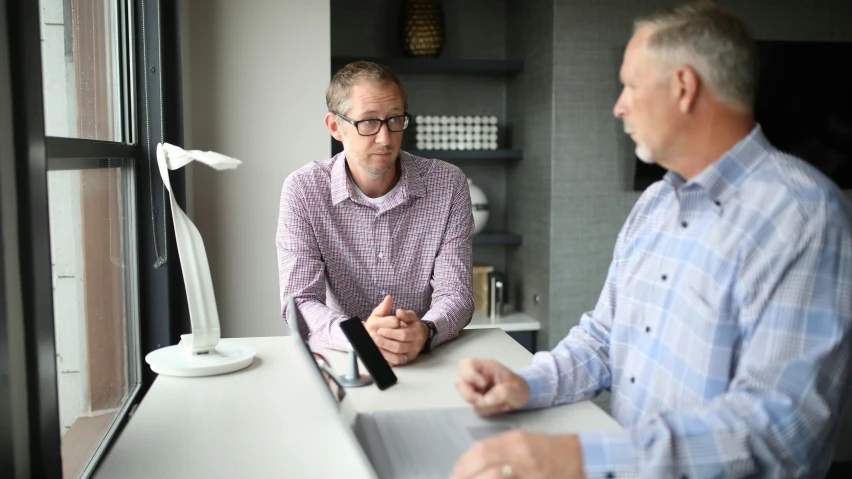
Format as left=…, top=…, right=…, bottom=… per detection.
left=288, top=296, right=352, bottom=351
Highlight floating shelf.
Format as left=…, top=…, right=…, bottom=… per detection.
left=331, top=57, right=524, bottom=75
left=408, top=149, right=522, bottom=161
left=473, top=232, right=522, bottom=246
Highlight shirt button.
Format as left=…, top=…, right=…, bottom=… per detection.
left=714, top=200, right=721, bottom=207
left=661, top=274, right=667, bottom=281
left=681, top=221, right=688, bottom=228
left=378, top=252, right=384, bottom=259
left=630, top=377, right=635, bottom=383
left=645, top=326, right=651, bottom=333
left=381, top=290, right=387, bottom=296
left=606, top=473, right=614, bottom=479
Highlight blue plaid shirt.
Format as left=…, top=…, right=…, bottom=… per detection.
left=519, top=126, right=852, bottom=478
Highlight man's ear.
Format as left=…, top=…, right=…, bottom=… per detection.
left=673, top=65, right=700, bottom=114
left=325, top=112, right=343, bottom=141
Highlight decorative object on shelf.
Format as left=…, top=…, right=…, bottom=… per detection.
left=467, top=178, right=489, bottom=234
left=414, top=115, right=499, bottom=150
left=487, top=270, right=506, bottom=319
left=399, top=0, right=445, bottom=58
left=473, top=265, right=494, bottom=312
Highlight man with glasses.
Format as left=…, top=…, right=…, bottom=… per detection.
left=277, top=61, right=475, bottom=365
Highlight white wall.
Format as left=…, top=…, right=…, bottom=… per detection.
left=181, top=0, right=330, bottom=338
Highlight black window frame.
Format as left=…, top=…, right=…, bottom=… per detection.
left=0, top=0, right=188, bottom=476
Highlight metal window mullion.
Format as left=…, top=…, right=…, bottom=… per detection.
left=120, top=0, right=138, bottom=145
left=4, top=0, right=61, bottom=477
left=121, top=158, right=142, bottom=391
left=45, top=136, right=137, bottom=163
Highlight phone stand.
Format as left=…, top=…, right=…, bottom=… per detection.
left=338, top=349, right=373, bottom=387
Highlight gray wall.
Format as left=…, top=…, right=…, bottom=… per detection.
left=506, top=1, right=555, bottom=346
left=181, top=0, right=331, bottom=338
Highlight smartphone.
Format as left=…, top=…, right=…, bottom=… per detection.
left=339, top=317, right=398, bottom=390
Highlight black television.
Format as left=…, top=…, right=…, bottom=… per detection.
left=632, top=40, right=852, bottom=191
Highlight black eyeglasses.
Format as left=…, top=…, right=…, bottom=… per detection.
left=334, top=112, right=411, bottom=136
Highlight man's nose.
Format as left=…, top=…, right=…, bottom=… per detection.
left=375, top=122, right=392, bottom=144
left=613, top=92, right=627, bottom=118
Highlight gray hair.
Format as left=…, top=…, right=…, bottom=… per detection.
left=326, top=61, right=408, bottom=115
left=635, top=0, right=758, bottom=110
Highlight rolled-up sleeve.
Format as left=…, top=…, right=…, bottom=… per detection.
left=421, top=172, right=475, bottom=346
left=277, top=176, right=351, bottom=350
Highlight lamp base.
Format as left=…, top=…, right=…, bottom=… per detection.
left=145, top=340, right=256, bottom=377
left=339, top=374, right=373, bottom=387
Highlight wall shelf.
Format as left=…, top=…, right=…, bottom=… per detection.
left=332, top=57, right=524, bottom=75
left=408, top=149, right=522, bottom=161
left=473, top=232, right=522, bottom=246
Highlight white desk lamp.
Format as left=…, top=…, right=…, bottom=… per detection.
left=145, top=143, right=256, bottom=377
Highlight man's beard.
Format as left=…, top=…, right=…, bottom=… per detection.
left=358, top=152, right=395, bottom=176
left=635, top=145, right=654, bottom=164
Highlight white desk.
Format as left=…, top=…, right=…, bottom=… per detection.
left=96, top=330, right=620, bottom=478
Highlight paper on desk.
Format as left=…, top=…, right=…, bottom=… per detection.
left=156, top=142, right=242, bottom=355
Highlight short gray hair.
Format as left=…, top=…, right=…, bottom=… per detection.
left=635, top=0, right=758, bottom=110
left=326, top=61, right=408, bottom=115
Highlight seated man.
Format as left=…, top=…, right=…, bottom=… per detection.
left=452, top=2, right=852, bottom=478
left=277, top=61, right=474, bottom=366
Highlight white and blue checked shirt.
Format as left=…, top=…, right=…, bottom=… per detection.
left=519, top=126, right=852, bottom=478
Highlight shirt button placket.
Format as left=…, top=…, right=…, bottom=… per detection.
left=378, top=215, right=391, bottom=299
left=372, top=215, right=382, bottom=299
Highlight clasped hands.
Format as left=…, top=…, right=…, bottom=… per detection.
left=365, top=295, right=429, bottom=366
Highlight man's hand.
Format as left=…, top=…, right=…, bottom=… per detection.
left=454, top=358, right=530, bottom=416
left=364, top=296, right=427, bottom=366
left=373, top=308, right=429, bottom=366
left=451, top=431, right=585, bottom=479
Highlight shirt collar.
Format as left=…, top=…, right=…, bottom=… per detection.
left=664, top=124, right=771, bottom=204
left=330, top=150, right=427, bottom=206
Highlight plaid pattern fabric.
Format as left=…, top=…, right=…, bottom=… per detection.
left=519, top=126, right=852, bottom=478
left=277, top=150, right=474, bottom=351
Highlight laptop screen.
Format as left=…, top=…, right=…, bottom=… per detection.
left=286, top=295, right=346, bottom=404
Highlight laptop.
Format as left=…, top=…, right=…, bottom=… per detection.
left=286, top=296, right=518, bottom=479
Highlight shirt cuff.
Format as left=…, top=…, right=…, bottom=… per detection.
left=578, top=429, right=638, bottom=479
left=420, top=310, right=450, bottom=346
left=517, top=365, right=557, bottom=410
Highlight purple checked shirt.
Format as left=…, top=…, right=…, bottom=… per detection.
left=277, top=150, right=475, bottom=351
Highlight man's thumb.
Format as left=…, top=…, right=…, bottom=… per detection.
left=482, top=383, right=507, bottom=406
left=373, top=295, right=393, bottom=316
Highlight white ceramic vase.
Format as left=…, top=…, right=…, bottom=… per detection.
left=467, top=178, right=489, bottom=234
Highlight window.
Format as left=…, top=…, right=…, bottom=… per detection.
left=2, top=0, right=184, bottom=476
left=39, top=0, right=141, bottom=477
left=40, top=0, right=123, bottom=141
left=47, top=160, right=140, bottom=479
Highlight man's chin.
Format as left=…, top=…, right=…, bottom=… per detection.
left=363, top=157, right=397, bottom=176
left=635, top=146, right=655, bottom=164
